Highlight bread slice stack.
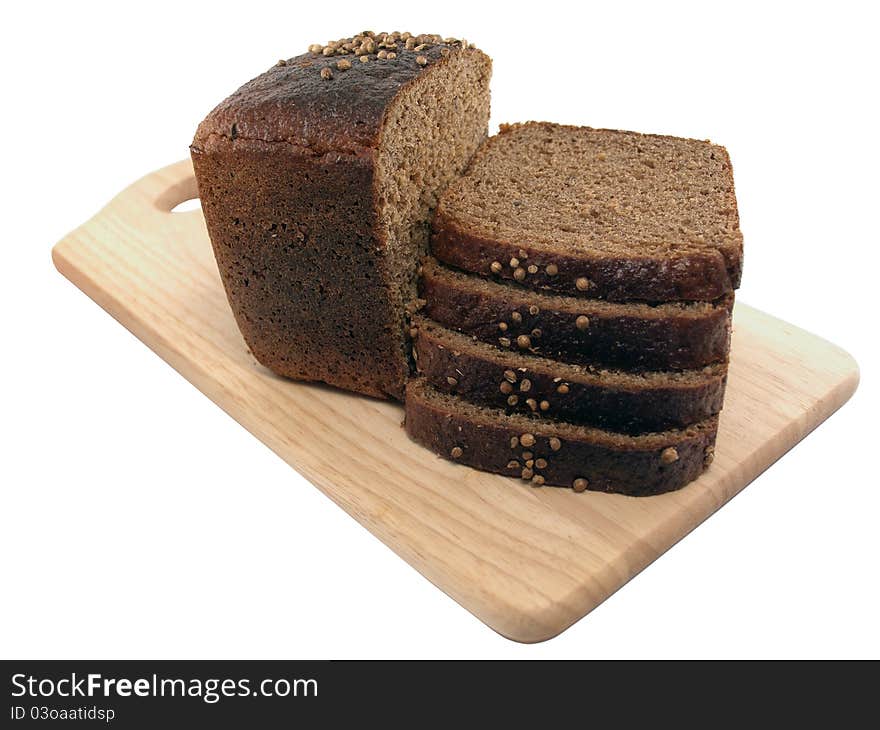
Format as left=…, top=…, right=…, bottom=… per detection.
left=406, top=122, right=742, bottom=495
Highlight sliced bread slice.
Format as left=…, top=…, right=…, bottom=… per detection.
left=419, top=258, right=732, bottom=371
left=432, top=122, right=742, bottom=302
left=412, top=316, right=727, bottom=433
left=405, top=379, right=717, bottom=495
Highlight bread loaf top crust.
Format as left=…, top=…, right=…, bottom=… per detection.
left=193, top=40, right=483, bottom=157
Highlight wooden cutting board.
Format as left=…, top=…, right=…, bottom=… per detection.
left=52, top=160, right=859, bottom=643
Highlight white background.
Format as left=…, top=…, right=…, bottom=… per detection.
left=2, top=1, right=878, bottom=658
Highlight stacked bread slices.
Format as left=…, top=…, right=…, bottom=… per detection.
left=406, top=122, right=743, bottom=495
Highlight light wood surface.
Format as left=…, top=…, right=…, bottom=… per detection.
left=52, top=160, right=860, bottom=643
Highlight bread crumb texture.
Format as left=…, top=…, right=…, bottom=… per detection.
left=438, top=121, right=740, bottom=261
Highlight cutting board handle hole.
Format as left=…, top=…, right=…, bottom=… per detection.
left=170, top=198, right=201, bottom=213
left=155, top=175, right=200, bottom=214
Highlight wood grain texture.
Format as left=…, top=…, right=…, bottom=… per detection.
left=52, top=161, right=860, bottom=643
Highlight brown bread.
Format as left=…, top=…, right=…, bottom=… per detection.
left=432, top=122, right=742, bottom=302
left=405, top=379, right=717, bottom=495
left=419, top=258, right=733, bottom=371
left=412, top=316, right=727, bottom=433
left=191, top=34, right=492, bottom=399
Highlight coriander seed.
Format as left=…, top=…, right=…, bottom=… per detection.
left=661, top=447, right=679, bottom=464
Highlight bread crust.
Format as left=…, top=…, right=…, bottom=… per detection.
left=432, top=212, right=741, bottom=302
left=419, top=261, right=733, bottom=371
left=405, top=381, right=717, bottom=495
left=412, top=317, right=727, bottom=433
left=193, top=138, right=402, bottom=398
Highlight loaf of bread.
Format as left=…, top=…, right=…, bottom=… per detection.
left=194, top=45, right=738, bottom=495
left=405, top=379, right=718, bottom=495
left=191, top=33, right=491, bottom=399
left=411, top=316, right=727, bottom=433
left=432, top=122, right=742, bottom=302
left=420, top=258, right=733, bottom=370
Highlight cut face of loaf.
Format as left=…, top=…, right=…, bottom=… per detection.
left=412, top=316, right=727, bottom=434
left=432, top=122, right=743, bottom=302
left=191, top=37, right=492, bottom=399
left=405, top=379, right=718, bottom=495
left=419, top=258, right=733, bottom=371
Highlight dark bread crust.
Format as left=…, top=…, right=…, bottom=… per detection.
left=432, top=213, right=741, bottom=302
left=193, top=45, right=456, bottom=154
left=419, top=260, right=733, bottom=371
left=191, top=45, right=489, bottom=400
left=405, top=380, right=717, bottom=495
left=192, top=139, right=401, bottom=397
left=412, top=316, right=727, bottom=433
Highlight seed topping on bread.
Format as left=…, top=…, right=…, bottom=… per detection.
left=704, top=446, right=715, bottom=466
left=306, top=32, right=472, bottom=78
